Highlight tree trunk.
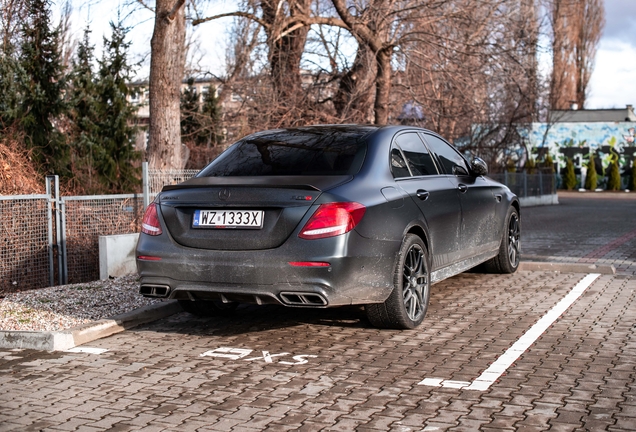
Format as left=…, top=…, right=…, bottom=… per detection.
left=333, top=41, right=375, bottom=123
left=147, top=0, right=186, bottom=170
left=374, top=47, right=392, bottom=125
left=261, top=0, right=311, bottom=104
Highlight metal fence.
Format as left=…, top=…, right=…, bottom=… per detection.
left=1, top=167, right=558, bottom=293
left=63, top=195, right=144, bottom=284
left=0, top=176, right=144, bottom=294
left=142, top=162, right=198, bottom=207
left=0, top=194, right=51, bottom=293
left=489, top=172, right=557, bottom=198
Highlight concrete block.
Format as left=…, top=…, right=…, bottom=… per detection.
left=519, top=194, right=559, bottom=207
left=0, top=301, right=182, bottom=351
left=99, top=233, right=139, bottom=280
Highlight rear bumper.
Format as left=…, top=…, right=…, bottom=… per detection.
left=136, top=230, right=400, bottom=307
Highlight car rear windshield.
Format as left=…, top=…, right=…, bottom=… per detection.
left=198, top=128, right=371, bottom=177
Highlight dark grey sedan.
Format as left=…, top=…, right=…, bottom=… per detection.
left=137, top=125, right=520, bottom=329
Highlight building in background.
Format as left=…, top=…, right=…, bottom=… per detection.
left=522, top=105, right=636, bottom=176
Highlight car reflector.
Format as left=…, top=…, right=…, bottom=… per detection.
left=138, top=256, right=162, bottom=261
left=289, top=261, right=331, bottom=267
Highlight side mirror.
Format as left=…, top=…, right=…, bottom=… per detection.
left=471, top=157, right=488, bottom=176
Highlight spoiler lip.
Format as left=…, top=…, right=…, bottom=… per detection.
left=161, top=175, right=354, bottom=192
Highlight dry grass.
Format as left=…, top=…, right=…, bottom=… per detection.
left=0, top=134, right=44, bottom=195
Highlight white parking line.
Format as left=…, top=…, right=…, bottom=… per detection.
left=419, top=273, right=601, bottom=391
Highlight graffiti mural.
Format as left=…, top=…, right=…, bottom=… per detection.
left=519, top=122, right=636, bottom=170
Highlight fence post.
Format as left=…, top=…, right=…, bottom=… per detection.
left=45, top=175, right=65, bottom=286
left=142, top=161, right=150, bottom=209
left=45, top=176, right=55, bottom=287
left=523, top=172, right=528, bottom=198
left=505, top=171, right=508, bottom=188
left=539, top=171, right=544, bottom=195
left=59, top=198, right=68, bottom=285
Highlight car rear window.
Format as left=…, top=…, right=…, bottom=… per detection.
left=198, top=128, right=370, bottom=177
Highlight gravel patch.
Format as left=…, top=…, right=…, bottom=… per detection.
left=0, top=275, right=160, bottom=332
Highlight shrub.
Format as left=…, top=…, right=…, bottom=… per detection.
left=606, top=160, right=621, bottom=191
left=562, top=157, right=577, bottom=190
left=525, top=157, right=536, bottom=174
left=584, top=153, right=597, bottom=190
left=543, top=154, right=555, bottom=173
left=629, top=161, right=636, bottom=191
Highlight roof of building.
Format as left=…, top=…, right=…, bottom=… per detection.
left=549, top=105, right=636, bottom=122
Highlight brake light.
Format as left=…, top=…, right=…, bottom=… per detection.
left=141, top=203, right=162, bottom=236
left=299, top=202, right=366, bottom=240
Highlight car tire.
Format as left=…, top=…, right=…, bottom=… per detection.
left=178, top=299, right=238, bottom=316
left=366, top=234, right=430, bottom=329
left=483, top=206, right=520, bottom=274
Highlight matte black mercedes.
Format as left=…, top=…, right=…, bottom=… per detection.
left=137, top=125, right=520, bottom=329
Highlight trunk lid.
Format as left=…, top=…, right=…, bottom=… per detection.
left=158, top=175, right=352, bottom=250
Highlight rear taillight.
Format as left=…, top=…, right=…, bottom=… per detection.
left=141, top=203, right=162, bottom=236
left=299, top=202, right=366, bottom=240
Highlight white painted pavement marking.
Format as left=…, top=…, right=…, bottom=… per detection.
left=244, top=351, right=290, bottom=363
left=419, top=273, right=601, bottom=391
left=65, top=347, right=109, bottom=354
left=200, top=346, right=317, bottom=365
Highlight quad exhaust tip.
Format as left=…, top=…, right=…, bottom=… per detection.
left=140, top=285, right=171, bottom=298
left=279, top=292, right=327, bottom=306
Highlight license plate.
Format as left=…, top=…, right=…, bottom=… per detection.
left=193, top=210, right=264, bottom=229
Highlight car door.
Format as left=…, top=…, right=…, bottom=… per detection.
left=420, top=133, right=498, bottom=260
left=391, top=132, right=462, bottom=270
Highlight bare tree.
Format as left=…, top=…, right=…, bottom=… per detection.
left=548, top=0, right=604, bottom=109
left=0, top=0, right=27, bottom=53
left=573, top=0, right=604, bottom=108
left=57, top=0, right=76, bottom=72
left=147, top=0, right=187, bottom=170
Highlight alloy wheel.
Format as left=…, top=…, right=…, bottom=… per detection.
left=402, top=245, right=428, bottom=322
left=508, top=213, right=520, bottom=267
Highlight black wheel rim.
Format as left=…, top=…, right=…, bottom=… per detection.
left=508, top=213, right=520, bottom=267
left=402, top=245, right=428, bottom=322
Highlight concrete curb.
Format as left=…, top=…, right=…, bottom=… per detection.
left=0, top=300, right=182, bottom=351
left=519, top=261, right=616, bottom=275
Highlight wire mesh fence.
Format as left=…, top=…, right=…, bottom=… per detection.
left=0, top=195, right=51, bottom=294
left=147, top=168, right=199, bottom=195
left=489, top=172, right=557, bottom=198
left=2, top=169, right=558, bottom=293
left=63, top=195, right=144, bottom=284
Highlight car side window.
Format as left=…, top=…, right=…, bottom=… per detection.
left=395, top=133, right=439, bottom=176
left=421, top=134, right=470, bottom=175
left=390, top=146, right=411, bottom=178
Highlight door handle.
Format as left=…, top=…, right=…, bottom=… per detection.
left=458, top=184, right=468, bottom=193
left=416, top=189, right=430, bottom=201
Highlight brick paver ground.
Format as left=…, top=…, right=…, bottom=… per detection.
left=1, top=192, right=635, bottom=431
left=1, top=270, right=635, bottom=431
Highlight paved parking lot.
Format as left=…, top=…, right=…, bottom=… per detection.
left=0, top=194, right=635, bottom=431
left=522, top=193, right=636, bottom=275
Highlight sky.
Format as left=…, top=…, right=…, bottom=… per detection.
left=62, top=0, right=636, bottom=110
left=586, top=0, right=636, bottom=109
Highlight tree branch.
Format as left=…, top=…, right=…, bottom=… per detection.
left=192, top=11, right=269, bottom=29
left=134, top=0, right=155, bottom=13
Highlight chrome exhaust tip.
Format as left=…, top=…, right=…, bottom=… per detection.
left=279, top=292, right=327, bottom=306
left=139, top=284, right=171, bottom=298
